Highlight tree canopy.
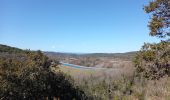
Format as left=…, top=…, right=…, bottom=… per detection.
left=134, top=0, right=170, bottom=79
left=144, top=0, right=170, bottom=38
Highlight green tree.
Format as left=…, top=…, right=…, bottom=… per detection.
left=144, top=0, right=170, bottom=38
left=134, top=0, right=170, bottom=79
left=0, top=45, right=90, bottom=100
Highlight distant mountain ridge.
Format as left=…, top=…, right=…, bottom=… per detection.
left=0, top=44, right=137, bottom=60
left=44, top=51, right=138, bottom=59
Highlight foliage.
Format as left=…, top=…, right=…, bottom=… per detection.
left=134, top=42, right=170, bottom=79
left=144, top=0, right=170, bottom=38
left=0, top=44, right=25, bottom=54
left=0, top=44, right=89, bottom=100
left=134, top=0, right=170, bottom=79
left=77, top=75, right=135, bottom=100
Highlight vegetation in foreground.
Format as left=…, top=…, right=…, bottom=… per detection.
left=0, top=44, right=90, bottom=100
left=57, top=62, right=170, bottom=100
left=134, top=0, right=170, bottom=80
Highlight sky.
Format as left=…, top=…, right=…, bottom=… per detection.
left=0, top=0, right=159, bottom=53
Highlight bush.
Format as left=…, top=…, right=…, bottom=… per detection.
left=0, top=46, right=89, bottom=100
left=134, top=42, right=170, bottom=79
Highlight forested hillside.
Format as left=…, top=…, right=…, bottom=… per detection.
left=44, top=51, right=137, bottom=60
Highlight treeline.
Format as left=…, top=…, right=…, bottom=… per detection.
left=0, top=44, right=91, bottom=100
left=45, top=52, right=137, bottom=61
left=0, top=44, right=25, bottom=54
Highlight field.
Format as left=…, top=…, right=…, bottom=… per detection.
left=54, top=65, right=134, bottom=81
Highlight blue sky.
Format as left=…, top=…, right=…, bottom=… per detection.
left=0, top=0, right=159, bottom=53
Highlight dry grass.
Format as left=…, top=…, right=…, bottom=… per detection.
left=54, top=64, right=134, bottom=81
left=132, top=76, right=170, bottom=100
left=57, top=65, right=97, bottom=79
left=52, top=65, right=170, bottom=100
left=145, top=76, right=170, bottom=100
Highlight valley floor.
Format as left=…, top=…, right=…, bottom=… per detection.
left=52, top=65, right=170, bottom=100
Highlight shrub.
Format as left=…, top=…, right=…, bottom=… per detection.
left=134, top=42, right=170, bottom=79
